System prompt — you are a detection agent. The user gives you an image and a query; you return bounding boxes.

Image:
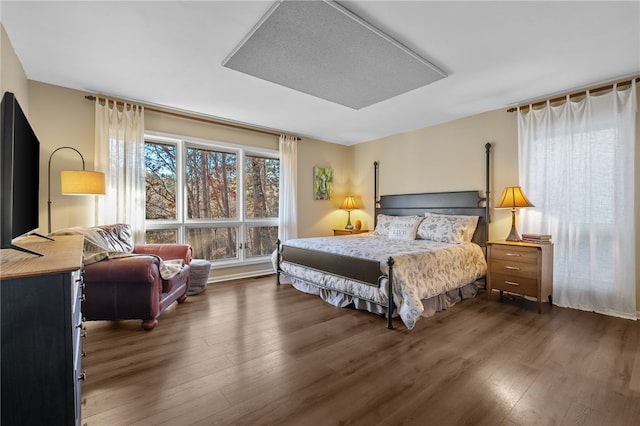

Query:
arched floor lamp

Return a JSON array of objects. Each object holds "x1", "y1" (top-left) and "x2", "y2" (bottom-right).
[{"x1": 48, "y1": 146, "x2": 106, "y2": 233}]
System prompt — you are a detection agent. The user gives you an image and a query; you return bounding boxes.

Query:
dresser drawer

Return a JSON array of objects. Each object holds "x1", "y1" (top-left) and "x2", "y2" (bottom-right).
[
  {"x1": 490, "y1": 244, "x2": 538, "y2": 263},
  {"x1": 490, "y1": 273, "x2": 538, "y2": 297},
  {"x1": 490, "y1": 259, "x2": 537, "y2": 279}
]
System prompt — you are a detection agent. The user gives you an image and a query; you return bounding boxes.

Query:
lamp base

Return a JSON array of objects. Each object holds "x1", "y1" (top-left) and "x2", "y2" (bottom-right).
[
  {"x1": 504, "y1": 209, "x2": 521, "y2": 242},
  {"x1": 345, "y1": 211, "x2": 354, "y2": 230},
  {"x1": 505, "y1": 227, "x2": 521, "y2": 242}
]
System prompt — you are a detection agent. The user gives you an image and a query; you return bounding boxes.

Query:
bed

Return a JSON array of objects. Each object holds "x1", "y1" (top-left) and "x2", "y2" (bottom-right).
[{"x1": 275, "y1": 143, "x2": 492, "y2": 330}]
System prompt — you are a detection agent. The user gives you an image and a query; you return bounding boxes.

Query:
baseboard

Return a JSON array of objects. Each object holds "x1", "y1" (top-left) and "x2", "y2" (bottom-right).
[{"x1": 207, "y1": 268, "x2": 275, "y2": 284}]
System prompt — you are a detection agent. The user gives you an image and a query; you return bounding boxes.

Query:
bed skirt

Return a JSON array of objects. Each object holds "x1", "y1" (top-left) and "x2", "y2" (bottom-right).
[{"x1": 283, "y1": 274, "x2": 479, "y2": 321}]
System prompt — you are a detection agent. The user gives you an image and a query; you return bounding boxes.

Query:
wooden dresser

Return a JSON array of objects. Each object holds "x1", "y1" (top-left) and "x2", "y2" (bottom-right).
[
  {"x1": 1, "y1": 235, "x2": 85, "y2": 426},
  {"x1": 486, "y1": 240, "x2": 554, "y2": 313}
]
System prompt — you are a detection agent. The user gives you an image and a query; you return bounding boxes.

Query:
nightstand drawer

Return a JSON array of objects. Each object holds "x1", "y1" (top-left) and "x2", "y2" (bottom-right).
[
  {"x1": 490, "y1": 244, "x2": 538, "y2": 263},
  {"x1": 490, "y1": 259, "x2": 537, "y2": 279},
  {"x1": 490, "y1": 273, "x2": 538, "y2": 297}
]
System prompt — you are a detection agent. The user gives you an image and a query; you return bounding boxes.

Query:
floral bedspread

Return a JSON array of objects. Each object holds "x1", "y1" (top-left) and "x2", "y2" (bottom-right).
[{"x1": 278, "y1": 234, "x2": 487, "y2": 329}]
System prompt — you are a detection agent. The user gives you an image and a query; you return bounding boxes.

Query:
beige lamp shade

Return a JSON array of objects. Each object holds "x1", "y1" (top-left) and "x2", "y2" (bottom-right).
[
  {"x1": 496, "y1": 186, "x2": 534, "y2": 241},
  {"x1": 496, "y1": 186, "x2": 534, "y2": 209},
  {"x1": 61, "y1": 170, "x2": 106, "y2": 195},
  {"x1": 340, "y1": 195, "x2": 359, "y2": 210}
]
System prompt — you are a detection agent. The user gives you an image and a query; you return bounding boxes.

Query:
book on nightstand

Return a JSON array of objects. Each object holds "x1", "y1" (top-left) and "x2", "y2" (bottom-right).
[{"x1": 521, "y1": 233, "x2": 553, "y2": 244}]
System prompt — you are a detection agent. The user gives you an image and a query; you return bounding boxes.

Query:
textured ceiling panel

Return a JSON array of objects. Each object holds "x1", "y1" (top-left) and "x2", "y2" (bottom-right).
[{"x1": 223, "y1": 0, "x2": 447, "y2": 110}]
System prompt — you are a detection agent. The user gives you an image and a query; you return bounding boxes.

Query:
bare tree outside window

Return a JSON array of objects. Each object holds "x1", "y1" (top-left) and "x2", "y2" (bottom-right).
[
  {"x1": 186, "y1": 147, "x2": 237, "y2": 219},
  {"x1": 188, "y1": 227, "x2": 238, "y2": 260},
  {"x1": 186, "y1": 147, "x2": 238, "y2": 258},
  {"x1": 145, "y1": 142, "x2": 177, "y2": 220},
  {"x1": 245, "y1": 155, "x2": 279, "y2": 257},
  {"x1": 145, "y1": 229, "x2": 178, "y2": 244},
  {"x1": 144, "y1": 138, "x2": 279, "y2": 264}
]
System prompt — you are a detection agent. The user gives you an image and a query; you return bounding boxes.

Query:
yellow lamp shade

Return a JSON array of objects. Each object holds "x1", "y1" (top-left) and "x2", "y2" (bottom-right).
[
  {"x1": 496, "y1": 186, "x2": 534, "y2": 241},
  {"x1": 61, "y1": 170, "x2": 106, "y2": 195},
  {"x1": 340, "y1": 195, "x2": 359, "y2": 210},
  {"x1": 496, "y1": 186, "x2": 534, "y2": 209}
]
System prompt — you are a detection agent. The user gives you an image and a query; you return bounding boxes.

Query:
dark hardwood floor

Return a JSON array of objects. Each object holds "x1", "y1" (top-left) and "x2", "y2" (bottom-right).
[{"x1": 81, "y1": 276, "x2": 640, "y2": 426}]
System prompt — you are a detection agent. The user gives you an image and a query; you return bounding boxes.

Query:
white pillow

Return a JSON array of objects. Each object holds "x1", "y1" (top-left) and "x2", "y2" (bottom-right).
[
  {"x1": 387, "y1": 216, "x2": 422, "y2": 240},
  {"x1": 417, "y1": 212, "x2": 479, "y2": 244},
  {"x1": 373, "y1": 214, "x2": 394, "y2": 236}
]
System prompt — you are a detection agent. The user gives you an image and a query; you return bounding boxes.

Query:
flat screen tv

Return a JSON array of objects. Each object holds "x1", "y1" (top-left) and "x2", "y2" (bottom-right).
[{"x1": 1, "y1": 91, "x2": 48, "y2": 256}]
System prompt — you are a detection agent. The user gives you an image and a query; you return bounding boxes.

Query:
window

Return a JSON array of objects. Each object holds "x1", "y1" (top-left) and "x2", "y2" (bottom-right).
[
  {"x1": 145, "y1": 142, "x2": 177, "y2": 221},
  {"x1": 518, "y1": 83, "x2": 636, "y2": 319},
  {"x1": 144, "y1": 135, "x2": 279, "y2": 266}
]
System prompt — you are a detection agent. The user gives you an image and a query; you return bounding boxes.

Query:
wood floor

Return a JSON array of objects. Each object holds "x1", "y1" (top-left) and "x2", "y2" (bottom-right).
[{"x1": 81, "y1": 276, "x2": 640, "y2": 426}]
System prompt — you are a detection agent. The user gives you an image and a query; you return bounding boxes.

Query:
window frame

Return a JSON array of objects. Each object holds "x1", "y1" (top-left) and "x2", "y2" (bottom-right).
[{"x1": 144, "y1": 131, "x2": 279, "y2": 267}]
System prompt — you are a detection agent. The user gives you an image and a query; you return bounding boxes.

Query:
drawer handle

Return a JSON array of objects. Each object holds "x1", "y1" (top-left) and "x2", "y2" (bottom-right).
[
  {"x1": 504, "y1": 266, "x2": 520, "y2": 270},
  {"x1": 505, "y1": 253, "x2": 521, "y2": 257},
  {"x1": 78, "y1": 371, "x2": 86, "y2": 382},
  {"x1": 504, "y1": 280, "x2": 520, "y2": 286}
]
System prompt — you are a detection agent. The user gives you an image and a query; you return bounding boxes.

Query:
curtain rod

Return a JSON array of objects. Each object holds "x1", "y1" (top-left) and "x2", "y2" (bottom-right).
[
  {"x1": 84, "y1": 95, "x2": 300, "y2": 140},
  {"x1": 507, "y1": 77, "x2": 640, "y2": 112}
]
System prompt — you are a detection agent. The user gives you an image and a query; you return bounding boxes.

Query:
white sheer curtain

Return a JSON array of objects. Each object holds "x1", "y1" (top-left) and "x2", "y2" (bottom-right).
[
  {"x1": 278, "y1": 134, "x2": 298, "y2": 242},
  {"x1": 518, "y1": 81, "x2": 637, "y2": 319},
  {"x1": 94, "y1": 99, "x2": 146, "y2": 242}
]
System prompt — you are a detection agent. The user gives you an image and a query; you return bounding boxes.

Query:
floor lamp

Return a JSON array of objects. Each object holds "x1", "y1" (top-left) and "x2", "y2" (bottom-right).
[{"x1": 48, "y1": 146, "x2": 106, "y2": 233}]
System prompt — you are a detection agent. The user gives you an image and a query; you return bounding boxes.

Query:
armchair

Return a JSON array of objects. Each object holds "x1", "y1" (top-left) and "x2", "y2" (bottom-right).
[{"x1": 81, "y1": 224, "x2": 192, "y2": 330}]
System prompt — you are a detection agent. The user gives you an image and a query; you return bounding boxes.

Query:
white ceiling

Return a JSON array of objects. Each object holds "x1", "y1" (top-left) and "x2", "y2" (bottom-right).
[{"x1": 2, "y1": 1, "x2": 639, "y2": 145}]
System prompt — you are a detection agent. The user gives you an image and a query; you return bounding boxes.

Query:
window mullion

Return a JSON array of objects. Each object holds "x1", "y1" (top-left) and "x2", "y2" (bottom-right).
[
  {"x1": 238, "y1": 150, "x2": 246, "y2": 262},
  {"x1": 177, "y1": 139, "x2": 186, "y2": 244}
]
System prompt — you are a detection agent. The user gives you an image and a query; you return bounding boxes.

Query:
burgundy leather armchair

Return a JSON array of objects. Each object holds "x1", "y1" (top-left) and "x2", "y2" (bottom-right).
[{"x1": 82, "y1": 224, "x2": 192, "y2": 330}]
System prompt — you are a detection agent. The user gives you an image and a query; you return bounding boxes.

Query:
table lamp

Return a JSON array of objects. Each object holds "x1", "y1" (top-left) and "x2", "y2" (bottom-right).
[
  {"x1": 340, "y1": 195, "x2": 359, "y2": 230},
  {"x1": 496, "y1": 186, "x2": 534, "y2": 241}
]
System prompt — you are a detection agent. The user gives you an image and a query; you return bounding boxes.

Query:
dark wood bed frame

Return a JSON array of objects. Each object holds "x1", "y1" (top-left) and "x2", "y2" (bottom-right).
[{"x1": 276, "y1": 143, "x2": 493, "y2": 329}]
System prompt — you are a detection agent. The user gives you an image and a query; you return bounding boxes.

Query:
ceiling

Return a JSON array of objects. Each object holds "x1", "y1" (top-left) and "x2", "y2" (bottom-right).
[{"x1": 2, "y1": 1, "x2": 639, "y2": 146}]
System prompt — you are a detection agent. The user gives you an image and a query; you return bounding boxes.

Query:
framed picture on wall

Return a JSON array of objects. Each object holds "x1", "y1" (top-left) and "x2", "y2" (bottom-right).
[{"x1": 314, "y1": 167, "x2": 333, "y2": 200}]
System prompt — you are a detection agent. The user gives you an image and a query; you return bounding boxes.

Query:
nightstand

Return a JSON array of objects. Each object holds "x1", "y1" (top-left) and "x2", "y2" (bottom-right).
[
  {"x1": 486, "y1": 241, "x2": 554, "y2": 313},
  {"x1": 333, "y1": 229, "x2": 369, "y2": 236}
]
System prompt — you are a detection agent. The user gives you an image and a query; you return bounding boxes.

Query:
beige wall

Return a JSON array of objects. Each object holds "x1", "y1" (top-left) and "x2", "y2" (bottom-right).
[
  {"x1": 145, "y1": 110, "x2": 279, "y2": 151},
  {"x1": 296, "y1": 137, "x2": 353, "y2": 237},
  {"x1": 29, "y1": 81, "x2": 97, "y2": 234},
  {"x1": 352, "y1": 108, "x2": 518, "y2": 238},
  {"x1": 1, "y1": 25, "x2": 29, "y2": 113}
]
